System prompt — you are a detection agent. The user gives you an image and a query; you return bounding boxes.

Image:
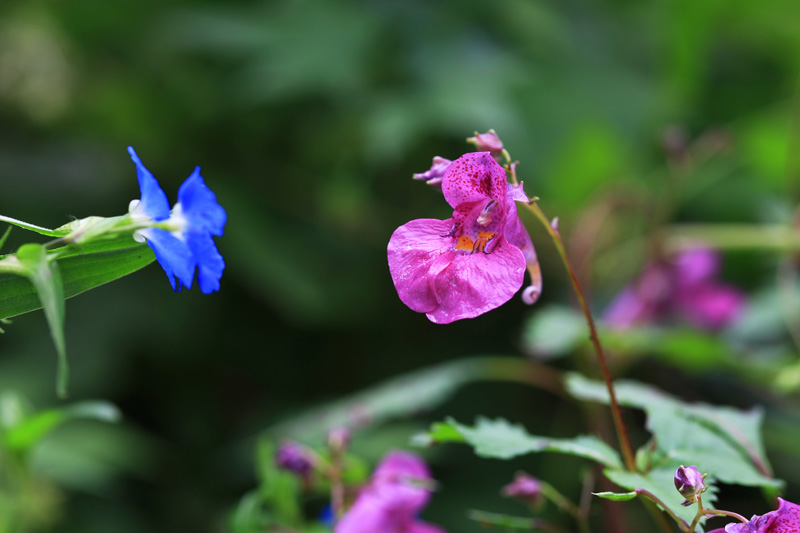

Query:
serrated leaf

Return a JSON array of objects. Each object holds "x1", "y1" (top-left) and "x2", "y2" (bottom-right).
[
  {"x1": 0, "y1": 240, "x2": 154, "y2": 320},
  {"x1": 16, "y1": 244, "x2": 68, "y2": 397},
  {"x1": 3, "y1": 401, "x2": 121, "y2": 453},
  {"x1": 566, "y1": 374, "x2": 782, "y2": 490},
  {"x1": 604, "y1": 464, "x2": 715, "y2": 527},
  {"x1": 593, "y1": 491, "x2": 638, "y2": 501},
  {"x1": 438, "y1": 417, "x2": 622, "y2": 468}
]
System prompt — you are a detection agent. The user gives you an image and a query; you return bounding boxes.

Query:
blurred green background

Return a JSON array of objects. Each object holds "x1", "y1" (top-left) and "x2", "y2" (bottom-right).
[{"x1": 1, "y1": 0, "x2": 799, "y2": 531}]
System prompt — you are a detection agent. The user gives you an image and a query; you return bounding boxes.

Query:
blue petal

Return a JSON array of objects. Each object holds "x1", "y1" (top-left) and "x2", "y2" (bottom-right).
[
  {"x1": 186, "y1": 230, "x2": 224, "y2": 294},
  {"x1": 178, "y1": 168, "x2": 227, "y2": 236},
  {"x1": 142, "y1": 228, "x2": 196, "y2": 291},
  {"x1": 128, "y1": 147, "x2": 170, "y2": 221}
]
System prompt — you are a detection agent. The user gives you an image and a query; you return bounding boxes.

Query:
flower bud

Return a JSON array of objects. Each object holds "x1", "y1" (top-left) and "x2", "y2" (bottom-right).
[
  {"x1": 412, "y1": 156, "x2": 452, "y2": 189},
  {"x1": 467, "y1": 129, "x2": 504, "y2": 159},
  {"x1": 275, "y1": 441, "x2": 315, "y2": 477},
  {"x1": 327, "y1": 427, "x2": 350, "y2": 453},
  {"x1": 674, "y1": 465, "x2": 706, "y2": 506},
  {"x1": 502, "y1": 472, "x2": 543, "y2": 506}
]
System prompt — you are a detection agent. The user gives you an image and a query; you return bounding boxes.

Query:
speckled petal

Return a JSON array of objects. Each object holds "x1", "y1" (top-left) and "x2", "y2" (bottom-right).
[
  {"x1": 387, "y1": 218, "x2": 453, "y2": 314},
  {"x1": 428, "y1": 238, "x2": 526, "y2": 324},
  {"x1": 442, "y1": 152, "x2": 507, "y2": 209}
]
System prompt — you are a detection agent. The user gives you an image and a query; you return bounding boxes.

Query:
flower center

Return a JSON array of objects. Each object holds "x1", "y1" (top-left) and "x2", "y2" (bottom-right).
[{"x1": 454, "y1": 231, "x2": 498, "y2": 253}]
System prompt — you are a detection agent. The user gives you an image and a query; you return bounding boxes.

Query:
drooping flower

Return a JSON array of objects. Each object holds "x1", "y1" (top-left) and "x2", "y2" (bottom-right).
[
  {"x1": 501, "y1": 472, "x2": 544, "y2": 506},
  {"x1": 335, "y1": 451, "x2": 444, "y2": 533},
  {"x1": 706, "y1": 499, "x2": 800, "y2": 533},
  {"x1": 603, "y1": 247, "x2": 744, "y2": 330},
  {"x1": 674, "y1": 465, "x2": 706, "y2": 506},
  {"x1": 388, "y1": 152, "x2": 540, "y2": 323},
  {"x1": 127, "y1": 147, "x2": 226, "y2": 294},
  {"x1": 275, "y1": 441, "x2": 316, "y2": 478},
  {"x1": 413, "y1": 156, "x2": 452, "y2": 189}
]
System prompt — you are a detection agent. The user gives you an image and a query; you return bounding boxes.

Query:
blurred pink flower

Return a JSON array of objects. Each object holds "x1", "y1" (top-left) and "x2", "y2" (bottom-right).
[
  {"x1": 707, "y1": 498, "x2": 800, "y2": 533},
  {"x1": 501, "y1": 472, "x2": 543, "y2": 506},
  {"x1": 335, "y1": 451, "x2": 444, "y2": 533},
  {"x1": 388, "y1": 152, "x2": 540, "y2": 323},
  {"x1": 603, "y1": 247, "x2": 744, "y2": 330}
]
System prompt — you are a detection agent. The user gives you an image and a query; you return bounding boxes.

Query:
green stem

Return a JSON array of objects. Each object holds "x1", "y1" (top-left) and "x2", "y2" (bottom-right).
[
  {"x1": 0, "y1": 215, "x2": 62, "y2": 238},
  {"x1": 541, "y1": 482, "x2": 590, "y2": 533},
  {"x1": 634, "y1": 489, "x2": 690, "y2": 532},
  {"x1": 703, "y1": 508, "x2": 749, "y2": 523},
  {"x1": 522, "y1": 200, "x2": 636, "y2": 472},
  {"x1": 688, "y1": 495, "x2": 704, "y2": 533}
]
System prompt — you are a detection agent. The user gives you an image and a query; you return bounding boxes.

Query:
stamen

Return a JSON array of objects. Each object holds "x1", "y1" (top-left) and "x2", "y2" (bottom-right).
[
  {"x1": 477, "y1": 200, "x2": 497, "y2": 226},
  {"x1": 440, "y1": 223, "x2": 459, "y2": 238}
]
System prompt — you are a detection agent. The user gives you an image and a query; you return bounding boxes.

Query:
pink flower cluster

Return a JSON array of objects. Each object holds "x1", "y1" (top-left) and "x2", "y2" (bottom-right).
[
  {"x1": 388, "y1": 152, "x2": 540, "y2": 323},
  {"x1": 604, "y1": 247, "x2": 744, "y2": 330},
  {"x1": 335, "y1": 451, "x2": 444, "y2": 533}
]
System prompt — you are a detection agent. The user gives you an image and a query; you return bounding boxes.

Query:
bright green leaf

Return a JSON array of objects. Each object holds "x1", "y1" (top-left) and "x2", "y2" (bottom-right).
[
  {"x1": 0, "y1": 240, "x2": 154, "y2": 320},
  {"x1": 3, "y1": 401, "x2": 120, "y2": 453}
]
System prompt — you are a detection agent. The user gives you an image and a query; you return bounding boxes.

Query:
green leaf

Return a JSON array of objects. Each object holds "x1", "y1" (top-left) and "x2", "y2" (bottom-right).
[
  {"x1": 566, "y1": 374, "x2": 782, "y2": 490},
  {"x1": 0, "y1": 240, "x2": 154, "y2": 320},
  {"x1": 16, "y1": 244, "x2": 68, "y2": 397},
  {"x1": 593, "y1": 491, "x2": 638, "y2": 501},
  {"x1": 3, "y1": 401, "x2": 121, "y2": 453},
  {"x1": 0, "y1": 215, "x2": 64, "y2": 238},
  {"x1": 265, "y1": 357, "x2": 513, "y2": 443},
  {"x1": 433, "y1": 417, "x2": 622, "y2": 468},
  {"x1": 604, "y1": 465, "x2": 713, "y2": 527},
  {"x1": 521, "y1": 305, "x2": 587, "y2": 359}
]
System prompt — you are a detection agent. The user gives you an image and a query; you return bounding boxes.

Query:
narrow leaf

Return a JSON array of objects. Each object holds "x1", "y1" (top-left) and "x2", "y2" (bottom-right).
[
  {"x1": 0, "y1": 226, "x2": 10, "y2": 252},
  {"x1": 0, "y1": 215, "x2": 64, "y2": 237},
  {"x1": 16, "y1": 244, "x2": 68, "y2": 397},
  {"x1": 593, "y1": 491, "x2": 638, "y2": 501}
]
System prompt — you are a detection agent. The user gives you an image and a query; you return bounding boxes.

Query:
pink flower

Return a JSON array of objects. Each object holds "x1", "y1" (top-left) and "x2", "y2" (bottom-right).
[
  {"x1": 335, "y1": 451, "x2": 444, "y2": 533},
  {"x1": 467, "y1": 129, "x2": 504, "y2": 159},
  {"x1": 603, "y1": 247, "x2": 744, "y2": 330},
  {"x1": 501, "y1": 472, "x2": 544, "y2": 506},
  {"x1": 413, "y1": 156, "x2": 452, "y2": 189},
  {"x1": 388, "y1": 152, "x2": 540, "y2": 324},
  {"x1": 707, "y1": 499, "x2": 800, "y2": 533}
]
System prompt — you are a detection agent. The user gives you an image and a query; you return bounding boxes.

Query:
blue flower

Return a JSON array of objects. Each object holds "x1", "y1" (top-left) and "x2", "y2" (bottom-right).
[{"x1": 127, "y1": 147, "x2": 227, "y2": 294}]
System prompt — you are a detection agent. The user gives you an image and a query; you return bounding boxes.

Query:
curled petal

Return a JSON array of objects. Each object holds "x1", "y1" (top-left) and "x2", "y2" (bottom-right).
[
  {"x1": 429, "y1": 239, "x2": 526, "y2": 324},
  {"x1": 128, "y1": 147, "x2": 170, "y2": 220},
  {"x1": 140, "y1": 228, "x2": 195, "y2": 291}
]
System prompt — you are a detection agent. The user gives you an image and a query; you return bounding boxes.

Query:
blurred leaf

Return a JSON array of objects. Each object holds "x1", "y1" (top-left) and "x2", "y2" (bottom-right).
[
  {"x1": 3, "y1": 401, "x2": 120, "y2": 453},
  {"x1": 266, "y1": 358, "x2": 514, "y2": 443},
  {"x1": 521, "y1": 305, "x2": 587, "y2": 359},
  {"x1": 566, "y1": 374, "x2": 782, "y2": 489},
  {"x1": 16, "y1": 243, "x2": 68, "y2": 396},
  {"x1": 0, "y1": 240, "x2": 154, "y2": 320},
  {"x1": 430, "y1": 417, "x2": 622, "y2": 468}
]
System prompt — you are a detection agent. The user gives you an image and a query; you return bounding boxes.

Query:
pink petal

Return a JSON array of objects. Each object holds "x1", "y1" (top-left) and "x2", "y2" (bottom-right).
[
  {"x1": 388, "y1": 219, "x2": 454, "y2": 314},
  {"x1": 770, "y1": 498, "x2": 800, "y2": 533},
  {"x1": 677, "y1": 283, "x2": 744, "y2": 329},
  {"x1": 442, "y1": 152, "x2": 507, "y2": 210},
  {"x1": 428, "y1": 239, "x2": 526, "y2": 324},
  {"x1": 674, "y1": 247, "x2": 720, "y2": 287}
]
